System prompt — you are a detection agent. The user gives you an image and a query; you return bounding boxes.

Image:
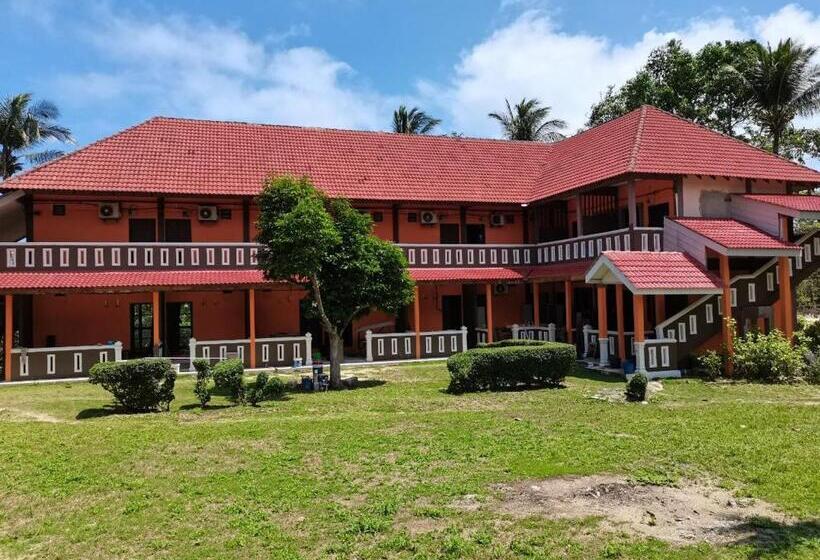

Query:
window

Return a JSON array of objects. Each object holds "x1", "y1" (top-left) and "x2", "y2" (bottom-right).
[
  {"x1": 129, "y1": 303, "x2": 154, "y2": 357},
  {"x1": 52, "y1": 204, "x2": 66, "y2": 216},
  {"x1": 767, "y1": 272, "x2": 774, "y2": 291},
  {"x1": 705, "y1": 304, "x2": 714, "y2": 324},
  {"x1": 129, "y1": 219, "x2": 156, "y2": 242},
  {"x1": 217, "y1": 208, "x2": 232, "y2": 220},
  {"x1": 648, "y1": 346, "x2": 657, "y2": 368},
  {"x1": 678, "y1": 323, "x2": 687, "y2": 343},
  {"x1": 730, "y1": 288, "x2": 737, "y2": 307},
  {"x1": 165, "y1": 219, "x2": 192, "y2": 242},
  {"x1": 371, "y1": 211, "x2": 384, "y2": 222},
  {"x1": 748, "y1": 283, "x2": 756, "y2": 303},
  {"x1": 689, "y1": 315, "x2": 697, "y2": 335},
  {"x1": 407, "y1": 212, "x2": 418, "y2": 223}
]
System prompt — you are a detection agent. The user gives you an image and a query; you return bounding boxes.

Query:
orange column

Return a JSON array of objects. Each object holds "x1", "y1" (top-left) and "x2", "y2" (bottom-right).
[
  {"x1": 4, "y1": 294, "x2": 12, "y2": 382},
  {"x1": 413, "y1": 285, "x2": 421, "y2": 358},
  {"x1": 633, "y1": 294, "x2": 645, "y2": 342},
  {"x1": 564, "y1": 279, "x2": 573, "y2": 343},
  {"x1": 152, "y1": 291, "x2": 161, "y2": 356},
  {"x1": 778, "y1": 256, "x2": 794, "y2": 341},
  {"x1": 485, "y1": 283, "x2": 494, "y2": 344},
  {"x1": 596, "y1": 285, "x2": 608, "y2": 339},
  {"x1": 248, "y1": 288, "x2": 256, "y2": 369},
  {"x1": 719, "y1": 254, "x2": 734, "y2": 373},
  {"x1": 654, "y1": 294, "x2": 666, "y2": 324},
  {"x1": 616, "y1": 284, "x2": 626, "y2": 359},
  {"x1": 532, "y1": 281, "x2": 541, "y2": 326}
]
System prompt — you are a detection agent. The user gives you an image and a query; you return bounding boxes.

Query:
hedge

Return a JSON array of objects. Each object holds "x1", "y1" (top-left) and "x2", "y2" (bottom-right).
[
  {"x1": 88, "y1": 358, "x2": 176, "y2": 412},
  {"x1": 447, "y1": 341, "x2": 576, "y2": 393}
]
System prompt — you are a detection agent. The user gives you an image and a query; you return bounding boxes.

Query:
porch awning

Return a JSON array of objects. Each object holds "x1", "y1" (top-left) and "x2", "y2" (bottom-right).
[
  {"x1": 585, "y1": 251, "x2": 723, "y2": 295},
  {"x1": 0, "y1": 269, "x2": 278, "y2": 293},
  {"x1": 410, "y1": 267, "x2": 527, "y2": 283},
  {"x1": 736, "y1": 194, "x2": 820, "y2": 220},
  {"x1": 666, "y1": 217, "x2": 801, "y2": 257}
]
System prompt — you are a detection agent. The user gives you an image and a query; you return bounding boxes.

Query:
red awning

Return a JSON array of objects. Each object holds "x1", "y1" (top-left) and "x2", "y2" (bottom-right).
[{"x1": 586, "y1": 251, "x2": 723, "y2": 295}]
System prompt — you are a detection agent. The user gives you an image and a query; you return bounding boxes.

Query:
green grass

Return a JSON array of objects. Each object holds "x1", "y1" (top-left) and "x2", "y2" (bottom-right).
[{"x1": 0, "y1": 363, "x2": 818, "y2": 559}]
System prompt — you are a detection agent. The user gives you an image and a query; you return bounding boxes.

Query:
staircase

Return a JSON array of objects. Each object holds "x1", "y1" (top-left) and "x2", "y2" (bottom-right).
[{"x1": 655, "y1": 229, "x2": 820, "y2": 370}]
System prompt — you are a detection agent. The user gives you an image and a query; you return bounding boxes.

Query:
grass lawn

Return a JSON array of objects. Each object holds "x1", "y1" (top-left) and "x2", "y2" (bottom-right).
[{"x1": 0, "y1": 363, "x2": 818, "y2": 559}]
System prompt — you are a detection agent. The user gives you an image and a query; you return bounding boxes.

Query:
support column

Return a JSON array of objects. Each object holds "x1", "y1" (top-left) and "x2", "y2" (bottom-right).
[
  {"x1": 4, "y1": 294, "x2": 12, "y2": 382},
  {"x1": 673, "y1": 176, "x2": 683, "y2": 217},
  {"x1": 719, "y1": 254, "x2": 734, "y2": 373},
  {"x1": 532, "y1": 281, "x2": 541, "y2": 326},
  {"x1": 485, "y1": 283, "x2": 494, "y2": 344},
  {"x1": 779, "y1": 256, "x2": 794, "y2": 341},
  {"x1": 616, "y1": 284, "x2": 626, "y2": 360},
  {"x1": 248, "y1": 288, "x2": 256, "y2": 369},
  {"x1": 654, "y1": 294, "x2": 666, "y2": 324},
  {"x1": 627, "y1": 180, "x2": 637, "y2": 227},
  {"x1": 152, "y1": 291, "x2": 161, "y2": 356},
  {"x1": 633, "y1": 294, "x2": 646, "y2": 373},
  {"x1": 413, "y1": 285, "x2": 421, "y2": 358},
  {"x1": 596, "y1": 285, "x2": 609, "y2": 366},
  {"x1": 564, "y1": 279, "x2": 573, "y2": 343},
  {"x1": 575, "y1": 193, "x2": 584, "y2": 236}
]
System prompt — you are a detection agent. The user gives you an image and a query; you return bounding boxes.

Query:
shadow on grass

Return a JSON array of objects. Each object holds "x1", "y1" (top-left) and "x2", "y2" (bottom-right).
[
  {"x1": 177, "y1": 403, "x2": 235, "y2": 411},
  {"x1": 75, "y1": 405, "x2": 122, "y2": 420},
  {"x1": 725, "y1": 518, "x2": 820, "y2": 557},
  {"x1": 440, "y1": 382, "x2": 568, "y2": 395}
]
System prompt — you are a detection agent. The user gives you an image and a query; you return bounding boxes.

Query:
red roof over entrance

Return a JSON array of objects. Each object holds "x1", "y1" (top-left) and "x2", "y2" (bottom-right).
[
  {"x1": 738, "y1": 194, "x2": 820, "y2": 213},
  {"x1": 586, "y1": 251, "x2": 722, "y2": 294},
  {"x1": 670, "y1": 218, "x2": 798, "y2": 251}
]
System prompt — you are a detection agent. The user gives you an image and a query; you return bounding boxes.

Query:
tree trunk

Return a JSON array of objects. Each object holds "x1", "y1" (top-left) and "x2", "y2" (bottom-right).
[
  {"x1": 328, "y1": 330, "x2": 344, "y2": 389},
  {"x1": 772, "y1": 131, "x2": 781, "y2": 155}
]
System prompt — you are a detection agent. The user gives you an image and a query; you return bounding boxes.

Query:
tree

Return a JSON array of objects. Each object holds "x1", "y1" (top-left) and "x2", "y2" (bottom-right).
[
  {"x1": 735, "y1": 39, "x2": 820, "y2": 155},
  {"x1": 488, "y1": 98, "x2": 567, "y2": 141},
  {"x1": 0, "y1": 93, "x2": 73, "y2": 179},
  {"x1": 392, "y1": 105, "x2": 441, "y2": 134},
  {"x1": 255, "y1": 175, "x2": 415, "y2": 388}
]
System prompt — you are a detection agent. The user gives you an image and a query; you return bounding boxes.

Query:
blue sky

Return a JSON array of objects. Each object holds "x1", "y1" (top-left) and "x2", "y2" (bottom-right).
[{"x1": 2, "y1": 0, "x2": 820, "y2": 152}]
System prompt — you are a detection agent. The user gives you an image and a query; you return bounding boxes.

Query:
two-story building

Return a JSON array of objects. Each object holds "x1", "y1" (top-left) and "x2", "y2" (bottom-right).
[{"x1": 1, "y1": 105, "x2": 819, "y2": 381}]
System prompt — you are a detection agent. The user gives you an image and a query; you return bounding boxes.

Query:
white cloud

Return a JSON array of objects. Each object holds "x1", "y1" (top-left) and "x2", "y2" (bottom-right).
[{"x1": 754, "y1": 3, "x2": 820, "y2": 48}]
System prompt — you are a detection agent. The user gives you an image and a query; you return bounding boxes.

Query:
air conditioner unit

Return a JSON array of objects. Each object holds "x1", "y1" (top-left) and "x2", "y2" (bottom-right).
[
  {"x1": 490, "y1": 213, "x2": 506, "y2": 227},
  {"x1": 198, "y1": 205, "x2": 218, "y2": 221},
  {"x1": 493, "y1": 283, "x2": 510, "y2": 295},
  {"x1": 419, "y1": 211, "x2": 438, "y2": 225},
  {"x1": 98, "y1": 202, "x2": 121, "y2": 219}
]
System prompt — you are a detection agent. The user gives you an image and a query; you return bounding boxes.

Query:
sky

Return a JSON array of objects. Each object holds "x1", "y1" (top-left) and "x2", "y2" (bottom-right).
[{"x1": 2, "y1": 0, "x2": 820, "y2": 155}]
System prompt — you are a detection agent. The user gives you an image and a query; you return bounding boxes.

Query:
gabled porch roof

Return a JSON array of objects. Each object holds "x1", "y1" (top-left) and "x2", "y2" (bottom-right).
[
  {"x1": 736, "y1": 194, "x2": 820, "y2": 220},
  {"x1": 585, "y1": 251, "x2": 722, "y2": 295},
  {"x1": 666, "y1": 217, "x2": 801, "y2": 257}
]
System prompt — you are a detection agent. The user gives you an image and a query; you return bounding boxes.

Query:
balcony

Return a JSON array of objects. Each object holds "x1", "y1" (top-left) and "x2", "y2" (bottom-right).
[{"x1": 0, "y1": 227, "x2": 664, "y2": 274}]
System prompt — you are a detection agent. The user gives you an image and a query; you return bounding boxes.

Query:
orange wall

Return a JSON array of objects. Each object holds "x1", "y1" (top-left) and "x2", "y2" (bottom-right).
[{"x1": 255, "y1": 289, "x2": 303, "y2": 336}]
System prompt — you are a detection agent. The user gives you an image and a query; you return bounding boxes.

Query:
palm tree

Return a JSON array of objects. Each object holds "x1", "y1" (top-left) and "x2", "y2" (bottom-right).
[
  {"x1": 737, "y1": 39, "x2": 820, "y2": 155},
  {"x1": 391, "y1": 105, "x2": 441, "y2": 134},
  {"x1": 0, "y1": 93, "x2": 73, "y2": 178},
  {"x1": 488, "y1": 98, "x2": 567, "y2": 141}
]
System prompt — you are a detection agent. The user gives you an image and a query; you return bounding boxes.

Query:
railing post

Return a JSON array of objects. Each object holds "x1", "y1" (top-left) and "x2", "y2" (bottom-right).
[
  {"x1": 582, "y1": 324, "x2": 591, "y2": 356},
  {"x1": 598, "y1": 337, "x2": 609, "y2": 367},
  {"x1": 461, "y1": 326, "x2": 468, "y2": 351},
  {"x1": 547, "y1": 323, "x2": 556, "y2": 342},
  {"x1": 511, "y1": 324, "x2": 520, "y2": 339},
  {"x1": 188, "y1": 338, "x2": 197, "y2": 370},
  {"x1": 305, "y1": 333, "x2": 313, "y2": 366},
  {"x1": 365, "y1": 330, "x2": 373, "y2": 362},
  {"x1": 634, "y1": 341, "x2": 646, "y2": 373},
  {"x1": 114, "y1": 341, "x2": 123, "y2": 362}
]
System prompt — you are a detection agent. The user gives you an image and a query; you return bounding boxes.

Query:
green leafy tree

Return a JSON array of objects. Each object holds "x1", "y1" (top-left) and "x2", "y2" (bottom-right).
[
  {"x1": 735, "y1": 39, "x2": 820, "y2": 155},
  {"x1": 255, "y1": 175, "x2": 415, "y2": 388},
  {"x1": 488, "y1": 97, "x2": 567, "y2": 141},
  {"x1": 392, "y1": 105, "x2": 441, "y2": 134},
  {"x1": 0, "y1": 93, "x2": 73, "y2": 178}
]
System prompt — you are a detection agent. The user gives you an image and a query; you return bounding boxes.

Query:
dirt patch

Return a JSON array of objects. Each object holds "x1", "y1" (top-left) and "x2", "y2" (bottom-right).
[
  {"x1": 489, "y1": 475, "x2": 793, "y2": 546},
  {"x1": 591, "y1": 380, "x2": 664, "y2": 403},
  {"x1": 0, "y1": 407, "x2": 64, "y2": 423}
]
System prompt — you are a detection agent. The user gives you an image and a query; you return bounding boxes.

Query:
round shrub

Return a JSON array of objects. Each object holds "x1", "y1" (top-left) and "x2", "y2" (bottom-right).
[
  {"x1": 246, "y1": 371, "x2": 287, "y2": 406},
  {"x1": 733, "y1": 330, "x2": 804, "y2": 383},
  {"x1": 696, "y1": 350, "x2": 723, "y2": 381},
  {"x1": 446, "y1": 341, "x2": 575, "y2": 394},
  {"x1": 192, "y1": 359, "x2": 212, "y2": 408},
  {"x1": 88, "y1": 358, "x2": 176, "y2": 412},
  {"x1": 212, "y1": 358, "x2": 245, "y2": 402},
  {"x1": 625, "y1": 372, "x2": 648, "y2": 402}
]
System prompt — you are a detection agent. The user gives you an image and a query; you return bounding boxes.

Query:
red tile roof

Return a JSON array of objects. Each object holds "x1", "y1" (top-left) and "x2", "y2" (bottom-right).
[
  {"x1": 0, "y1": 270, "x2": 273, "y2": 292},
  {"x1": 527, "y1": 261, "x2": 591, "y2": 281},
  {"x1": 739, "y1": 194, "x2": 820, "y2": 213},
  {"x1": 410, "y1": 267, "x2": 527, "y2": 282},
  {"x1": 591, "y1": 251, "x2": 722, "y2": 292},
  {"x1": 4, "y1": 106, "x2": 818, "y2": 203},
  {"x1": 670, "y1": 217, "x2": 798, "y2": 251}
]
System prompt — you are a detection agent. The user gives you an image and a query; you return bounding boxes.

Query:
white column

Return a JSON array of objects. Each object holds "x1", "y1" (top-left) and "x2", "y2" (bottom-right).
[
  {"x1": 598, "y1": 337, "x2": 609, "y2": 367},
  {"x1": 634, "y1": 341, "x2": 646, "y2": 373},
  {"x1": 461, "y1": 326, "x2": 468, "y2": 351},
  {"x1": 365, "y1": 330, "x2": 373, "y2": 362},
  {"x1": 547, "y1": 323, "x2": 556, "y2": 342},
  {"x1": 305, "y1": 332, "x2": 313, "y2": 366},
  {"x1": 511, "y1": 324, "x2": 520, "y2": 339},
  {"x1": 582, "y1": 324, "x2": 591, "y2": 356},
  {"x1": 114, "y1": 341, "x2": 123, "y2": 362},
  {"x1": 188, "y1": 338, "x2": 197, "y2": 370}
]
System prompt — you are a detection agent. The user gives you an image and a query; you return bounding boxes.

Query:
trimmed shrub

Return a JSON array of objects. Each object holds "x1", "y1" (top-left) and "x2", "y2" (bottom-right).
[
  {"x1": 625, "y1": 372, "x2": 648, "y2": 402},
  {"x1": 212, "y1": 358, "x2": 245, "y2": 402},
  {"x1": 88, "y1": 358, "x2": 176, "y2": 412},
  {"x1": 192, "y1": 359, "x2": 212, "y2": 408},
  {"x1": 246, "y1": 371, "x2": 287, "y2": 406},
  {"x1": 696, "y1": 350, "x2": 723, "y2": 381},
  {"x1": 733, "y1": 330, "x2": 804, "y2": 383},
  {"x1": 446, "y1": 342, "x2": 575, "y2": 393}
]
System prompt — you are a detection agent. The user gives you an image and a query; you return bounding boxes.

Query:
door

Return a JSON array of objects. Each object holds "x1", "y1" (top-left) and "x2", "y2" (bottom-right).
[
  {"x1": 441, "y1": 295, "x2": 463, "y2": 330},
  {"x1": 165, "y1": 219, "x2": 192, "y2": 242},
  {"x1": 129, "y1": 219, "x2": 156, "y2": 242},
  {"x1": 165, "y1": 302, "x2": 193, "y2": 356},
  {"x1": 648, "y1": 203, "x2": 670, "y2": 228},
  {"x1": 439, "y1": 223, "x2": 460, "y2": 244},
  {"x1": 130, "y1": 303, "x2": 154, "y2": 357},
  {"x1": 465, "y1": 224, "x2": 485, "y2": 244}
]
